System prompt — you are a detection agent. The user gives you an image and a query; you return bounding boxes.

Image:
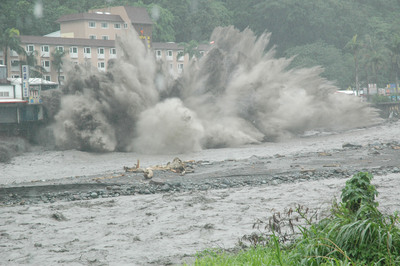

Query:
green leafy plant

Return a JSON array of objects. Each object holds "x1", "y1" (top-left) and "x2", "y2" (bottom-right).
[
  {"x1": 194, "y1": 172, "x2": 400, "y2": 265},
  {"x1": 341, "y1": 171, "x2": 378, "y2": 213}
]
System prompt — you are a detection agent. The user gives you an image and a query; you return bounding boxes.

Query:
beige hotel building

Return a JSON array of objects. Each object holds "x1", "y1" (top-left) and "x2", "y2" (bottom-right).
[{"x1": 1, "y1": 6, "x2": 206, "y2": 83}]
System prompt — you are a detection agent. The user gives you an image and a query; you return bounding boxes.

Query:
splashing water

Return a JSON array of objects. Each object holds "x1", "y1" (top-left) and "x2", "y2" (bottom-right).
[{"x1": 49, "y1": 26, "x2": 379, "y2": 154}]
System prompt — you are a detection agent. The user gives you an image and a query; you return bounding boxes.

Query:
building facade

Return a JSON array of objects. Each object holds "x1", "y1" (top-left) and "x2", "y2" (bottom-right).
[{"x1": 0, "y1": 6, "x2": 206, "y2": 83}]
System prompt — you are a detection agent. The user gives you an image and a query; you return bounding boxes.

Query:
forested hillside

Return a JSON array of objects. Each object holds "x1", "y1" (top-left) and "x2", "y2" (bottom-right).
[{"x1": 1, "y1": 0, "x2": 400, "y2": 89}]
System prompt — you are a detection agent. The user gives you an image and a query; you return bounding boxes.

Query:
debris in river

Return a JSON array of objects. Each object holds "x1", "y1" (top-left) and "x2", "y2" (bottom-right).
[{"x1": 123, "y1": 157, "x2": 195, "y2": 178}]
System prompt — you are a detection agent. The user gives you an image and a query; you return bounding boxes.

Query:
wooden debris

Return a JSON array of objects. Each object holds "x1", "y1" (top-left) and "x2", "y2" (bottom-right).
[
  {"x1": 123, "y1": 157, "x2": 195, "y2": 179},
  {"x1": 143, "y1": 168, "x2": 153, "y2": 179}
]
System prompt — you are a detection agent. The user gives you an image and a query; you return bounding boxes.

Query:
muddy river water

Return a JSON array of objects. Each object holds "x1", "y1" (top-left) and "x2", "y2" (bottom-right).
[{"x1": 1, "y1": 121, "x2": 400, "y2": 265}]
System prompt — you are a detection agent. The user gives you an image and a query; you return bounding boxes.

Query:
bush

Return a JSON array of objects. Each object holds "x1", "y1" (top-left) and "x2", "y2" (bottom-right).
[
  {"x1": 297, "y1": 172, "x2": 400, "y2": 265},
  {"x1": 194, "y1": 172, "x2": 400, "y2": 265}
]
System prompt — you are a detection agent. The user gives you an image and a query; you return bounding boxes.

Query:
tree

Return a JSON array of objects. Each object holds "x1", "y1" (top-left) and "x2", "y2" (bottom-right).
[
  {"x1": 19, "y1": 50, "x2": 45, "y2": 78},
  {"x1": 387, "y1": 34, "x2": 400, "y2": 97},
  {"x1": 146, "y1": 4, "x2": 175, "y2": 42},
  {"x1": 285, "y1": 41, "x2": 353, "y2": 89},
  {"x1": 52, "y1": 48, "x2": 66, "y2": 85},
  {"x1": 178, "y1": 40, "x2": 202, "y2": 60},
  {"x1": 345, "y1": 35, "x2": 362, "y2": 96},
  {"x1": 0, "y1": 28, "x2": 24, "y2": 77},
  {"x1": 361, "y1": 35, "x2": 388, "y2": 99},
  {"x1": 186, "y1": 0, "x2": 232, "y2": 41}
]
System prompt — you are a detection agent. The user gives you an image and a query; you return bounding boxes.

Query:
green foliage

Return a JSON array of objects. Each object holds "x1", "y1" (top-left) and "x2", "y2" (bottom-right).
[
  {"x1": 146, "y1": 4, "x2": 175, "y2": 42},
  {"x1": 195, "y1": 172, "x2": 400, "y2": 265},
  {"x1": 192, "y1": 245, "x2": 294, "y2": 266},
  {"x1": 371, "y1": 95, "x2": 391, "y2": 103},
  {"x1": 51, "y1": 48, "x2": 66, "y2": 84},
  {"x1": 285, "y1": 41, "x2": 353, "y2": 89},
  {"x1": 341, "y1": 171, "x2": 378, "y2": 213},
  {"x1": 299, "y1": 172, "x2": 400, "y2": 264}
]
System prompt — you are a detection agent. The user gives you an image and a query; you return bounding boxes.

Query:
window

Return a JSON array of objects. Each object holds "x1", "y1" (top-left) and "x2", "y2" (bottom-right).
[
  {"x1": 26, "y1": 45, "x2": 35, "y2": 52},
  {"x1": 42, "y1": 60, "x2": 50, "y2": 67},
  {"x1": 155, "y1": 50, "x2": 162, "y2": 60},
  {"x1": 69, "y1": 47, "x2": 78, "y2": 58},
  {"x1": 42, "y1": 60, "x2": 50, "y2": 72},
  {"x1": 101, "y1": 22, "x2": 108, "y2": 28},
  {"x1": 56, "y1": 46, "x2": 64, "y2": 52},
  {"x1": 69, "y1": 47, "x2": 78, "y2": 53},
  {"x1": 123, "y1": 23, "x2": 128, "y2": 29},
  {"x1": 97, "y1": 48, "x2": 105, "y2": 59},
  {"x1": 0, "y1": 91, "x2": 10, "y2": 97},
  {"x1": 41, "y1": 45, "x2": 50, "y2": 57},
  {"x1": 166, "y1": 50, "x2": 173, "y2": 61},
  {"x1": 84, "y1": 47, "x2": 91, "y2": 58},
  {"x1": 102, "y1": 35, "x2": 109, "y2": 40},
  {"x1": 89, "y1": 21, "x2": 96, "y2": 28},
  {"x1": 97, "y1": 62, "x2": 105, "y2": 71},
  {"x1": 89, "y1": 35, "x2": 96, "y2": 40},
  {"x1": 178, "y1": 63, "x2": 184, "y2": 73},
  {"x1": 44, "y1": 75, "x2": 51, "y2": 81},
  {"x1": 0, "y1": 59, "x2": 4, "y2": 65},
  {"x1": 114, "y1": 23, "x2": 121, "y2": 29},
  {"x1": 178, "y1": 50, "x2": 184, "y2": 62},
  {"x1": 109, "y1": 48, "x2": 116, "y2": 58},
  {"x1": 11, "y1": 60, "x2": 19, "y2": 71}
]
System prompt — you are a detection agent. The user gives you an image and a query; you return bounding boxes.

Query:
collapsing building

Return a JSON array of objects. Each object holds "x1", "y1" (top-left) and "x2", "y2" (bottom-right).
[{"x1": 0, "y1": 65, "x2": 57, "y2": 136}]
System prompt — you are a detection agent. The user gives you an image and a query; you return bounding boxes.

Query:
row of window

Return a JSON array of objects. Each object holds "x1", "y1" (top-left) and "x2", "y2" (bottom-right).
[
  {"x1": 69, "y1": 47, "x2": 116, "y2": 59},
  {"x1": 89, "y1": 35, "x2": 110, "y2": 40},
  {"x1": 26, "y1": 44, "x2": 64, "y2": 56},
  {"x1": 24, "y1": 45, "x2": 116, "y2": 59},
  {"x1": 155, "y1": 50, "x2": 185, "y2": 62},
  {"x1": 88, "y1": 21, "x2": 128, "y2": 29}
]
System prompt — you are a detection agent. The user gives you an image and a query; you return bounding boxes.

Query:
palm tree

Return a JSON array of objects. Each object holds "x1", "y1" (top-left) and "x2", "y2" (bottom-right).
[
  {"x1": 345, "y1": 35, "x2": 362, "y2": 96},
  {"x1": 19, "y1": 50, "x2": 45, "y2": 78},
  {"x1": 51, "y1": 48, "x2": 66, "y2": 85},
  {"x1": 0, "y1": 28, "x2": 24, "y2": 77},
  {"x1": 387, "y1": 34, "x2": 400, "y2": 98},
  {"x1": 362, "y1": 35, "x2": 388, "y2": 100}
]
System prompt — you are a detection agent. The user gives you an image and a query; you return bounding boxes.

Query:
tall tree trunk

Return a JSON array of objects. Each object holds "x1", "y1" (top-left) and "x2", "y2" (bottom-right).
[
  {"x1": 4, "y1": 47, "x2": 9, "y2": 78},
  {"x1": 355, "y1": 56, "x2": 359, "y2": 97}
]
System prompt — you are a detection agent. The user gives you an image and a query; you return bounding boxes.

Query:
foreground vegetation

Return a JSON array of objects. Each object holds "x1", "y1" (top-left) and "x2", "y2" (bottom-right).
[{"x1": 193, "y1": 172, "x2": 400, "y2": 265}]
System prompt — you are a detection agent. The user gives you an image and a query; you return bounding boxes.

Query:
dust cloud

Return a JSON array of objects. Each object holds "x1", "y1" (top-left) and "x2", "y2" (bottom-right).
[{"x1": 48, "y1": 26, "x2": 380, "y2": 154}]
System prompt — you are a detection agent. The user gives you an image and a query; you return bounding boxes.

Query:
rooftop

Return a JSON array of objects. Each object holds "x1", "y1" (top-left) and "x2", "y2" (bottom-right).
[
  {"x1": 57, "y1": 13, "x2": 124, "y2": 23},
  {"x1": 124, "y1": 6, "x2": 153, "y2": 25}
]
